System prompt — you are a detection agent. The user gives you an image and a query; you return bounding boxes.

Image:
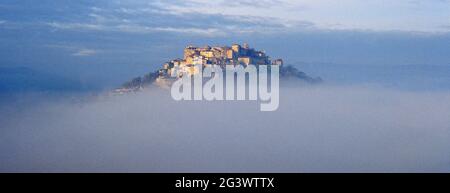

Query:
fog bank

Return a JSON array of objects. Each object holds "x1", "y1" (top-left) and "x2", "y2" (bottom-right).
[{"x1": 1, "y1": 85, "x2": 450, "y2": 172}]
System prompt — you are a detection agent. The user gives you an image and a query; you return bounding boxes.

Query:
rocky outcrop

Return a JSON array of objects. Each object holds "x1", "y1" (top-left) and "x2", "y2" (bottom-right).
[
  {"x1": 116, "y1": 65, "x2": 322, "y2": 93},
  {"x1": 280, "y1": 65, "x2": 322, "y2": 84},
  {"x1": 115, "y1": 44, "x2": 322, "y2": 93}
]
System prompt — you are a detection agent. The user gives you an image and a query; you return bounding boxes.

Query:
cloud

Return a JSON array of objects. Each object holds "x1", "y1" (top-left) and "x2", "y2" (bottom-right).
[
  {"x1": 47, "y1": 21, "x2": 228, "y2": 37},
  {"x1": 72, "y1": 49, "x2": 98, "y2": 57},
  {"x1": 0, "y1": 20, "x2": 5, "y2": 25},
  {"x1": 114, "y1": 25, "x2": 228, "y2": 36},
  {"x1": 40, "y1": 0, "x2": 450, "y2": 36},
  {"x1": 223, "y1": 0, "x2": 285, "y2": 8},
  {"x1": 47, "y1": 22, "x2": 105, "y2": 31},
  {"x1": 153, "y1": 27, "x2": 227, "y2": 37},
  {"x1": 41, "y1": 0, "x2": 314, "y2": 36},
  {"x1": 1, "y1": 85, "x2": 450, "y2": 172},
  {"x1": 4, "y1": 0, "x2": 450, "y2": 35},
  {"x1": 44, "y1": 44, "x2": 100, "y2": 57},
  {"x1": 147, "y1": 0, "x2": 450, "y2": 33},
  {"x1": 440, "y1": 24, "x2": 450, "y2": 29}
]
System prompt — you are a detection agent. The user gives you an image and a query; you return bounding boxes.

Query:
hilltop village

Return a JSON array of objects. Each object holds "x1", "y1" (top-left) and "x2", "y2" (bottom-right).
[
  {"x1": 159, "y1": 43, "x2": 284, "y2": 77},
  {"x1": 116, "y1": 44, "x2": 321, "y2": 93}
]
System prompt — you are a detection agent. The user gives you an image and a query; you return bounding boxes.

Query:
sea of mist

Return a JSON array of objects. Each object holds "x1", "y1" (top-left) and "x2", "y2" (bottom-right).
[{"x1": 0, "y1": 84, "x2": 450, "y2": 172}]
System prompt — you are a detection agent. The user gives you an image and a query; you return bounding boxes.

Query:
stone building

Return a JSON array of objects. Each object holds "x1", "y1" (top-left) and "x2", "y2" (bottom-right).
[{"x1": 165, "y1": 43, "x2": 281, "y2": 76}]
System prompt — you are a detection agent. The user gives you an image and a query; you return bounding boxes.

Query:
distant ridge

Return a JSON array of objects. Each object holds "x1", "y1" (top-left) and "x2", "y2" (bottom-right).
[{"x1": 0, "y1": 67, "x2": 86, "y2": 93}]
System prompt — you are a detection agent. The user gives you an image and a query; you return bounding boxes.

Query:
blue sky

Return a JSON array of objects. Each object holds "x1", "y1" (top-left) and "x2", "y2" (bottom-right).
[{"x1": 1, "y1": 0, "x2": 450, "y2": 89}]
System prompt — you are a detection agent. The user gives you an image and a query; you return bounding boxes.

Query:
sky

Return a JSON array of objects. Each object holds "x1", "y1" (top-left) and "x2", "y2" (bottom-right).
[{"x1": 0, "y1": 0, "x2": 450, "y2": 89}]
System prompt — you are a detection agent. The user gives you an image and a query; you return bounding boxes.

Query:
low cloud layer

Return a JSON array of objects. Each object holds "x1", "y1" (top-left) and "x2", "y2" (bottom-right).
[
  {"x1": 72, "y1": 49, "x2": 98, "y2": 57},
  {"x1": 1, "y1": 85, "x2": 450, "y2": 172}
]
